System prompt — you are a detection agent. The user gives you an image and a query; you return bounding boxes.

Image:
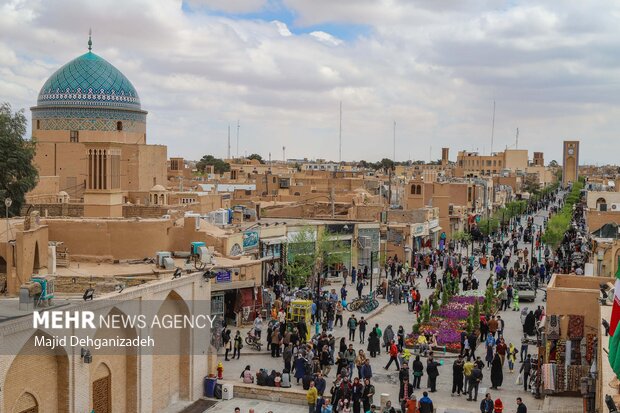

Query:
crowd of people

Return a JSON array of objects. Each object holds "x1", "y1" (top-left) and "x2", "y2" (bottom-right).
[{"x1": 227, "y1": 189, "x2": 573, "y2": 413}]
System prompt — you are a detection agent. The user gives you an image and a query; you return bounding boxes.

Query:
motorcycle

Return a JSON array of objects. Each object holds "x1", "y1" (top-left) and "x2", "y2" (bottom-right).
[{"x1": 245, "y1": 329, "x2": 262, "y2": 351}]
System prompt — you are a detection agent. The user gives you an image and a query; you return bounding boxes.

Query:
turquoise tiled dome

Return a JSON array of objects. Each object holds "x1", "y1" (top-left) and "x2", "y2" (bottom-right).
[{"x1": 37, "y1": 51, "x2": 141, "y2": 110}]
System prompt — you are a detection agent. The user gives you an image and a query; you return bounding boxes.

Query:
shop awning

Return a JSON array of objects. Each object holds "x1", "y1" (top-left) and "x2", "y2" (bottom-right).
[
  {"x1": 430, "y1": 226, "x2": 443, "y2": 233},
  {"x1": 261, "y1": 236, "x2": 287, "y2": 245}
]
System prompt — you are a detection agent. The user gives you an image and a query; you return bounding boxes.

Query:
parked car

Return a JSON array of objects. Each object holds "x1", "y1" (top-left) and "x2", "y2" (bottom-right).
[{"x1": 514, "y1": 281, "x2": 537, "y2": 302}]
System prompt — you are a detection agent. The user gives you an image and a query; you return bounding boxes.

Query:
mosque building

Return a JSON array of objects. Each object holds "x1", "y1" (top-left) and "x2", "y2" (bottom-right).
[{"x1": 28, "y1": 35, "x2": 167, "y2": 217}]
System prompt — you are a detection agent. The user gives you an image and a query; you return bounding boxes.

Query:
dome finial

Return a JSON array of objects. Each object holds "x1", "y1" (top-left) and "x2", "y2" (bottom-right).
[{"x1": 88, "y1": 28, "x2": 92, "y2": 51}]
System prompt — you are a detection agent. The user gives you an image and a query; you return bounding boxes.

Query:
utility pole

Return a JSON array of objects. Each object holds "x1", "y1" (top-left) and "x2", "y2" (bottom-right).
[
  {"x1": 516, "y1": 128, "x2": 519, "y2": 149},
  {"x1": 339, "y1": 101, "x2": 342, "y2": 163},
  {"x1": 393, "y1": 121, "x2": 396, "y2": 161},
  {"x1": 282, "y1": 146, "x2": 286, "y2": 162},
  {"x1": 490, "y1": 100, "x2": 496, "y2": 154},
  {"x1": 388, "y1": 168, "x2": 392, "y2": 208},
  {"x1": 227, "y1": 124, "x2": 231, "y2": 159},
  {"x1": 269, "y1": 152, "x2": 272, "y2": 173},
  {"x1": 236, "y1": 120, "x2": 240, "y2": 158}
]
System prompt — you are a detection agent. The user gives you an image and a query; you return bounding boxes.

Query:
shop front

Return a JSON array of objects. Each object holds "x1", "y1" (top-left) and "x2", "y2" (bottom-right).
[{"x1": 260, "y1": 235, "x2": 286, "y2": 286}]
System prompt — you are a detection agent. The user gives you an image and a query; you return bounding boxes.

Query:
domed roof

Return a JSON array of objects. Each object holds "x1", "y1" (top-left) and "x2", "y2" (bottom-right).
[
  {"x1": 150, "y1": 184, "x2": 166, "y2": 192},
  {"x1": 37, "y1": 41, "x2": 141, "y2": 111}
]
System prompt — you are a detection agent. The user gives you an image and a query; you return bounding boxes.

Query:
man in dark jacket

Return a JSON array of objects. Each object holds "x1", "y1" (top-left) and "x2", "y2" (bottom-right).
[
  {"x1": 468, "y1": 331, "x2": 478, "y2": 359},
  {"x1": 467, "y1": 365, "x2": 483, "y2": 401},
  {"x1": 418, "y1": 391, "x2": 434, "y2": 413},
  {"x1": 452, "y1": 355, "x2": 464, "y2": 396},
  {"x1": 480, "y1": 393, "x2": 494, "y2": 413},
  {"x1": 426, "y1": 357, "x2": 440, "y2": 392},
  {"x1": 516, "y1": 397, "x2": 527, "y2": 413},
  {"x1": 398, "y1": 363, "x2": 410, "y2": 385},
  {"x1": 398, "y1": 377, "x2": 414, "y2": 413},
  {"x1": 520, "y1": 354, "x2": 532, "y2": 391}
]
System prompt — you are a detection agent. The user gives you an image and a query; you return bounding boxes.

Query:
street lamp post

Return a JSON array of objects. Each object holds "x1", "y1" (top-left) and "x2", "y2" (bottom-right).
[{"x1": 4, "y1": 198, "x2": 12, "y2": 241}]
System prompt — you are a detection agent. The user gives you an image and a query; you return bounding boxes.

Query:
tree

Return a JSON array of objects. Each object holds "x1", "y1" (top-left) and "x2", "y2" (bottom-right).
[
  {"x1": 0, "y1": 103, "x2": 38, "y2": 215},
  {"x1": 196, "y1": 155, "x2": 230, "y2": 175},
  {"x1": 247, "y1": 153, "x2": 264, "y2": 164},
  {"x1": 285, "y1": 225, "x2": 349, "y2": 288}
]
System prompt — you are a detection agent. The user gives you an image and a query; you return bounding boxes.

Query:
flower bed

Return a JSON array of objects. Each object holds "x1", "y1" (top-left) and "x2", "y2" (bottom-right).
[{"x1": 405, "y1": 295, "x2": 483, "y2": 353}]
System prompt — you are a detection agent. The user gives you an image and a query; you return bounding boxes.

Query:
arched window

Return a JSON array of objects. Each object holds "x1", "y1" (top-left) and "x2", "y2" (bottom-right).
[
  {"x1": 596, "y1": 197, "x2": 607, "y2": 211},
  {"x1": 411, "y1": 185, "x2": 416, "y2": 195},
  {"x1": 416, "y1": 185, "x2": 422, "y2": 195},
  {"x1": 116, "y1": 121, "x2": 123, "y2": 131}
]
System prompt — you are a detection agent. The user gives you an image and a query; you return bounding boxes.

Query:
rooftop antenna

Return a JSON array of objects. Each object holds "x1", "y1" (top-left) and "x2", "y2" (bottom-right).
[
  {"x1": 516, "y1": 127, "x2": 519, "y2": 149},
  {"x1": 88, "y1": 28, "x2": 92, "y2": 51},
  {"x1": 236, "y1": 120, "x2": 240, "y2": 159},
  {"x1": 339, "y1": 101, "x2": 342, "y2": 162},
  {"x1": 282, "y1": 146, "x2": 286, "y2": 162},
  {"x1": 490, "y1": 100, "x2": 496, "y2": 155},
  {"x1": 227, "y1": 124, "x2": 231, "y2": 159}
]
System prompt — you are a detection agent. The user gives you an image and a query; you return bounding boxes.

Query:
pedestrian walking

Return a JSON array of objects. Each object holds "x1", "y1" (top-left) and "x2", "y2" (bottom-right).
[
  {"x1": 451, "y1": 355, "x2": 464, "y2": 396},
  {"x1": 516, "y1": 397, "x2": 527, "y2": 413},
  {"x1": 359, "y1": 317, "x2": 368, "y2": 344},
  {"x1": 490, "y1": 353, "x2": 503, "y2": 389},
  {"x1": 233, "y1": 330, "x2": 242, "y2": 359},
  {"x1": 384, "y1": 340, "x2": 400, "y2": 371},
  {"x1": 347, "y1": 315, "x2": 358, "y2": 342},
  {"x1": 480, "y1": 393, "x2": 493, "y2": 413},
  {"x1": 467, "y1": 364, "x2": 483, "y2": 401},
  {"x1": 520, "y1": 354, "x2": 532, "y2": 391}
]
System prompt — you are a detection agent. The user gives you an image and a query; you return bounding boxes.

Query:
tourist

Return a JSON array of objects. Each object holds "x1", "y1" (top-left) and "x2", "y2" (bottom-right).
[
  {"x1": 398, "y1": 377, "x2": 414, "y2": 413},
  {"x1": 351, "y1": 377, "x2": 364, "y2": 413},
  {"x1": 507, "y1": 343, "x2": 517, "y2": 373},
  {"x1": 367, "y1": 329, "x2": 380, "y2": 358},
  {"x1": 361, "y1": 378, "x2": 375, "y2": 412},
  {"x1": 384, "y1": 340, "x2": 400, "y2": 371},
  {"x1": 347, "y1": 315, "x2": 358, "y2": 342},
  {"x1": 336, "y1": 302, "x2": 345, "y2": 327},
  {"x1": 417, "y1": 391, "x2": 434, "y2": 413},
  {"x1": 233, "y1": 330, "x2": 242, "y2": 359},
  {"x1": 516, "y1": 397, "x2": 527, "y2": 413},
  {"x1": 494, "y1": 398, "x2": 504, "y2": 413},
  {"x1": 355, "y1": 350, "x2": 367, "y2": 379},
  {"x1": 467, "y1": 363, "x2": 483, "y2": 401},
  {"x1": 496, "y1": 337, "x2": 507, "y2": 365},
  {"x1": 412, "y1": 355, "x2": 424, "y2": 389},
  {"x1": 523, "y1": 311, "x2": 536, "y2": 336},
  {"x1": 383, "y1": 325, "x2": 394, "y2": 352},
  {"x1": 463, "y1": 357, "x2": 474, "y2": 394},
  {"x1": 397, "y1": 325, "x2": 405, "y2": 351},
  {"x1": 451, "y1": 355, "x2": 464, "y2": 396},
  {"x1": 382, "y1": 400, "x2": 396, "y2": 413},
  {"x1": 307, "y1": 381, "x2": 319, "y2": 413},
  {"x1": 426, "y1": 356, "x2": 440, "y2": 392},
  {"x1": 520, "y1": 334, "x2": 529, "y2": 362},
  {"x1": 359, "y1": 317, "x2": 368, "y2": 344},
  {"x1": 520, "y1": 354, "x2": 532, "y2": 391},
  {"x1": 241, "y1": 365, "x2": 254, "y2": 383},
  {"x1": 253, "y1": 315, "x2": 263, "y2": 339},
  {"x1": 223, "y1": 329, "x2": 232, "y2": 361},
  {"x1": 480, "y1": 393, "x2": 494, "y2": 413},
  {"x1": 490, "y1": 353, "x2": 503, "y2": 389}
]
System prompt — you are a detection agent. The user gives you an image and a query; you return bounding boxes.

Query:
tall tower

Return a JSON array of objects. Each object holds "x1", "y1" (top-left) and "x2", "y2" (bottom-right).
[
  {"x1": 562, "y1": 141, "x2": 579, "y2": 186},
  {"x1": 441, "y1": 148, "x2": 449, "y2": 165}
]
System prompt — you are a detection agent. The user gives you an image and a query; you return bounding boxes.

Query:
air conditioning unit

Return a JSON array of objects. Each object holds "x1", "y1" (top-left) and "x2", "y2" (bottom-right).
[
  {"x1": 610, "y1": 203, "x2": 620, "y2": 211},
  {"x1": 222, "y1": 383, "x2": 234, "y2": 400},
  {"x1": 156, "y1": 251, "x2": 172, "y2": 268},
  {"x1": 198, "y1": 246, "x2": 214, "y2": 265}
]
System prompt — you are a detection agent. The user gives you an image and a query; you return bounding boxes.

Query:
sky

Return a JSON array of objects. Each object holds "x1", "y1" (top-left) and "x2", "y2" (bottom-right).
[{"x1": 1, "y1": 0, "x2": 619, "y2": 164}]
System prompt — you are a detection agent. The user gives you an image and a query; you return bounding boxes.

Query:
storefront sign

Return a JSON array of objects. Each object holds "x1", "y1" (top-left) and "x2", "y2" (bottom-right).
[
  {"x1": 428, "y1": 219, "x2": 439, "y2": 228},
  {"x1": 412, "y1": 223, "x2": 428, "y2": 237},
  {"x1": 215, "y1": 271, "x2": 232, "y2": 283},
  {"x1": 243, "y1": 230, "x2": 259, "y2": 251}
]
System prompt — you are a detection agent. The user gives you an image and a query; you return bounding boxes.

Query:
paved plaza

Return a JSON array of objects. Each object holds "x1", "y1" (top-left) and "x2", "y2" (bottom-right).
[{"x1": 212, "y1": 211, "x2": 551, "y2": 413}]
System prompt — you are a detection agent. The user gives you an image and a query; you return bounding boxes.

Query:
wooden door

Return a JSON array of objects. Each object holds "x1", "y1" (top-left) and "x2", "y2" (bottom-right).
[{"x1": 92, "y1": 375, "x2": 111, "y2": 413}]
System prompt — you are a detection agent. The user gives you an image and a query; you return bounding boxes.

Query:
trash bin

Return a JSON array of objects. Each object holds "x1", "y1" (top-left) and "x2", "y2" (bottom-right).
[{"x1": 204, "y1": 376, "x2": 217, "y2": 397}]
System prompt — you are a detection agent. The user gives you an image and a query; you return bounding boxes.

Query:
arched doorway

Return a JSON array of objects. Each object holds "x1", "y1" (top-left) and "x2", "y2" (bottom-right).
[
  {"x1": 596, "y1": 197, "x2": 607, "y2": 211},
  {"x1": 92, "y1": 363, "x2": 111, "y2": 413},
  {"x1": 4, "y1": 330, "x2": 69, "y2": 412},
  {"x1": 152, "y1": 291, "x2": 190, "y2": 411},
  {"x1": 89, "y1": 307, "x2": 138, "y2": 412}
]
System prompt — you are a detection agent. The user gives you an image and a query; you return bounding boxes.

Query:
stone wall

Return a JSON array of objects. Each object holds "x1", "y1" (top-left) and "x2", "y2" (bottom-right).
[{"x1": 21, "y1": 203, "x2": 84, "y2": 217}]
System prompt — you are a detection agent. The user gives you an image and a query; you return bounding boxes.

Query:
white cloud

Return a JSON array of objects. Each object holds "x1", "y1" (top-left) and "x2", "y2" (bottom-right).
[
  {"x1": 0, "y1": 0, "x2": 619, "y2": 164},
  {"x1": 309, "y1": 31, "x2": 343, "y2": 46},
  {"x1": 272, "y1": 20, "x2": 292, "y2": 37}
]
